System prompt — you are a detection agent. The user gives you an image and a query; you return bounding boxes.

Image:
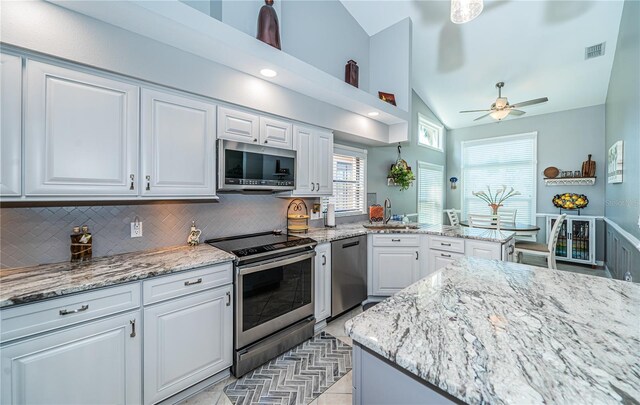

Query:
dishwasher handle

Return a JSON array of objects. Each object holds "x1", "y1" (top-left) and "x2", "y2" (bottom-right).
[{"x1": 342, "y1": 241, "x2": 360, "y2": 249}]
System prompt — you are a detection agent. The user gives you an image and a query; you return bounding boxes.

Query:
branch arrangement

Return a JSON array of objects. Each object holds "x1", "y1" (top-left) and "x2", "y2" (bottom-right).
[{"x1": 472, "y1": 185, "x2": 521, "y2": 205}]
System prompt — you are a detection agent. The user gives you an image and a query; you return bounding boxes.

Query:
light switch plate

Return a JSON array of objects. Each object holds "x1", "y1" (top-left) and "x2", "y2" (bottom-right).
[{"x1": 131, "y1": 221, "x2": 143, "y2": 238}]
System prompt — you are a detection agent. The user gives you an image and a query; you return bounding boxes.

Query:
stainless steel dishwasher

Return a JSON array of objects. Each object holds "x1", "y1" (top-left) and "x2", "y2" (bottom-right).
[{"x1": 331, "y1": 235, "x2": 367, "y2": 317}]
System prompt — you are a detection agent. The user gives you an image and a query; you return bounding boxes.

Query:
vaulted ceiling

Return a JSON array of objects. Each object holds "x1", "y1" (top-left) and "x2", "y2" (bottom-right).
[{"x1": 341, "y1": 0, "x2": 624, "y2": 129}]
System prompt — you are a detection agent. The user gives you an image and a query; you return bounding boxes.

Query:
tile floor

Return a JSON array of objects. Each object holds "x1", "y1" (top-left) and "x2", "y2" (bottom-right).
[{"x1": 179, "y1": 306, "x2": 363, "y2": 405}]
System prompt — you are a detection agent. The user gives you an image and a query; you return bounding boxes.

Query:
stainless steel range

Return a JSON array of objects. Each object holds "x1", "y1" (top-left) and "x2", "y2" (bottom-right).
[{"x1": 206, "y1": 231, "x2": 317, "y2": 377}]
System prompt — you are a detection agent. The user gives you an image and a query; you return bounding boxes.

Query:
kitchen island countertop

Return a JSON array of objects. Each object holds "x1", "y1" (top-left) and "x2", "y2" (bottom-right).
[
  {"x1": 345, "y1": 256, "x2": 640, "y2": 405},
  {"x1": 0, "y1": 244, "x2": 235, "y2": 308}
]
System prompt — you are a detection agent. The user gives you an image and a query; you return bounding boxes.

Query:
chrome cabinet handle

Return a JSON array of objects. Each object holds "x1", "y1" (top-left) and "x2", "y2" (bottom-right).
[
  {"x1": 59, "y1": 304, "x2": 89, "y2": 316},
  {"x1": 391, "y1": 239, "x2": 401, "y2": 242},
  {"x1": 440, "y1": 243, "x2": 451, "y2": 246},
  {"x1": 130, "y1": 319, "x2": 136, "y2": 338},
  {"x1": 311, "y1": 183, "x2": 315, "y2": 191},
  {"x1": 441, "y1": 253, "x2": 451, "y2": 258},
  {"x1": 184, "y1": 278, "x2": 203, "y2": 286},
  {"x1": 145, "y1": 175, "x2": 151, "y2": 191},
  {"x1": 129, "y1": 174, "x2": 135, "y2": 190},
  {"x1": 226, "y1": 291, "x2": 231, "y2": 306},
  {"x1": 415, "y1": 251, "x2": 419, "y2": 260},
  {"x1": 322, "y1": 254, "x2": 326, "y2": 266}
]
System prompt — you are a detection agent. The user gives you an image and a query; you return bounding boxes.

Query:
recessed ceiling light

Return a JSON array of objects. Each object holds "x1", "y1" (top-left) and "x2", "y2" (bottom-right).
[
  {"x1": 367, "y1": 112, "x2": 379, "y2": 117},
  {"x1": 260, "y1": 68, "x2": 277, "y2": 78}
]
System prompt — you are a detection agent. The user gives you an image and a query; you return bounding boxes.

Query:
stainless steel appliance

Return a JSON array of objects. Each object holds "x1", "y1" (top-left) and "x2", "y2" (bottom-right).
[
  {"x1": 218, "y1": 140, "x2": 296, "y2": 192},
  {"x1": 206, "y1": 232, "x2": 316, "y2": 377},
  {"x1": 331, "y1": 235, "x2": 367, "y2": 317}
]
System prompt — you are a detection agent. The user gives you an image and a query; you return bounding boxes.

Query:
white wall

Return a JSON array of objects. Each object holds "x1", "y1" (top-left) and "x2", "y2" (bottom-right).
[
  {"x1": 281, "y1": 0, "x2": 370, "y2": 92},
  {"x1": 369, "y1": 18, "x2": 412, "y2": 112}
]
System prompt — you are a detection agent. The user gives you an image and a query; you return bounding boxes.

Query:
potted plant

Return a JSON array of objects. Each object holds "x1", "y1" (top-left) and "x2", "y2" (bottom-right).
[{"x1": 387, "y1": 144, "x2": 415, "y2": 191}]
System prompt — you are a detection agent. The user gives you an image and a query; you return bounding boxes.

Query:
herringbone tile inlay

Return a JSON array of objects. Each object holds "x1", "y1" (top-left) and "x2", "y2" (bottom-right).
[{"x1": 223, "y1": 332, "x2": 352, "y2": 405}]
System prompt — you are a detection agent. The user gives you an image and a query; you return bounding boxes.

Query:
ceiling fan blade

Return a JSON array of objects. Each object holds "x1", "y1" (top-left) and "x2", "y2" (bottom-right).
[
  {"x1": 511, "y1": 97, "x2": 548, "y2": 108},
  {"x1": 473, "y1": 112, "x2": 492, "y2": 121},
  {"x1": 509, "y1": 109, "x2": 526, "y2": 116},
  {"x1": 460, "y1": 109, "x2": 491, "y2": 113}
]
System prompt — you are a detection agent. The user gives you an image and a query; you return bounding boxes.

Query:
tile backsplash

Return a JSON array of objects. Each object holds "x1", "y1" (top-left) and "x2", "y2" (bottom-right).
[{"x1": 0, "y1": 195, "x2": 294, "y2": 268}]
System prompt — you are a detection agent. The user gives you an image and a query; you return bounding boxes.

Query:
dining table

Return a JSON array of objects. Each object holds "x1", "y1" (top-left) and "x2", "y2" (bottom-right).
[{"x1": 459, "y1": 220, "x2": 541, "y2": 239}]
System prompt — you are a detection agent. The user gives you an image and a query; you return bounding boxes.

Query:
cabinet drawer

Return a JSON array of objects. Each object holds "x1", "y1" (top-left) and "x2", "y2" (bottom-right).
[
  {"x1": 1, "y1": 283, "x2": 140, "y2": 343},
  {"x1": 428, "y1": 236, "x2": 465, "y2": 253},
  {"x1": 143, "y1": 263, "x2": 232, "y2": 305},
  {"x1": 371, "y1": 234, "x2": 420, "y2": 247}
]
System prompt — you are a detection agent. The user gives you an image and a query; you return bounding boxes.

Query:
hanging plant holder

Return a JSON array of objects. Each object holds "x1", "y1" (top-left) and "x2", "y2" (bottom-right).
[{"x1": 387, "y1": 144, "x2": 415, "y2": 191}]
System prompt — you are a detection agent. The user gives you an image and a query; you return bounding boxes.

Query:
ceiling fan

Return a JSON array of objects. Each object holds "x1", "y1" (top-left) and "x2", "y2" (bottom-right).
[{"x1": 460, "y1": 82, "x2": 549, "y2": 122}]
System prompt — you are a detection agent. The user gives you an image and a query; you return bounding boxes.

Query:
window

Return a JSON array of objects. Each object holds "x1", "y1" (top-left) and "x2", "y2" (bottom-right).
[
  {"x1": 323, "y1": 145, "x2": 367, "y2": 215},
  {"x1": 417, "y1": 162, "x2": 444, "y2": 225},
  {"x1": 417, "y1": 113, "x2": 444, "y2": 151},
  {"x1": 461, "y1": 132, "x2": 537, "y2": 223}
]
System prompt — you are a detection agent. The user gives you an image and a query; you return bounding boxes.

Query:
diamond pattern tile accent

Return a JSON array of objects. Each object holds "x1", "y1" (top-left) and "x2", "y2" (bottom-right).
[
  {"x1": 0, "y1": 195, "x2": 297, "y2": 268},
  {"x1": 223, "y1": 332, "x2": 352, "y2": 405}
]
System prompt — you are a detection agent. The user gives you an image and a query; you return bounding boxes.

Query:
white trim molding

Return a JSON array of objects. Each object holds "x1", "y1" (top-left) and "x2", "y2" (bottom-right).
[{"x1": 603, "y1": 217, "x2": 640, "y2": 251}]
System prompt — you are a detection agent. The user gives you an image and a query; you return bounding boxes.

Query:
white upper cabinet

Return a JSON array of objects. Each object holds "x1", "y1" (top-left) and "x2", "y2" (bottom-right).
[
  {"x1": 293, "y1": 126, "x2": 314, "y2": 195},
  {"x1": 217, "y1": 106, "x2": 259, "y2": 144},
  {"x1": 289, "y1": 126, "x2": 333, "y2": 197},
  {"x1": 315, "y1": 131, "x2": 333, "y2": 195},
  {"x1": 0, "y1": 53, "x2": 22, "y2": 197},
  {"x1": 141, "y1": 88, "x2": 216, "y2": 197},
  {"x1": 24, "y1": 60, "x2": 139, "y2": 197},
  {"x1": 260, "y1": 117, "x2": 292, "y2": 149}
]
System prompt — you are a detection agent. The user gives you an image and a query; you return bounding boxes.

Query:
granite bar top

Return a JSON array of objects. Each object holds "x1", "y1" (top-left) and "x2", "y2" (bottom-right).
[
  {"x1": 345, "y1": 256, "x2": 640, "y2": 405},
  {"x1": 305, "y1": 222, "x2": 515, "y2": 244},
  {"x1": 0, "y1": 245, "x2": 235, "y2": 308}
]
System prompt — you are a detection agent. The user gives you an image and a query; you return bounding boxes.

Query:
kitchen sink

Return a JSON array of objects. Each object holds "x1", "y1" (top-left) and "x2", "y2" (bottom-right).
[{"x1": 363, "y1": 223, "x2": 420, "y2": 230}]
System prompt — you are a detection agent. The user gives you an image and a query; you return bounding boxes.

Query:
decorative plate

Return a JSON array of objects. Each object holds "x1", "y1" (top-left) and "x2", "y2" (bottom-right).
[
  {"x1": 544, "y1": 166, "x2": 560, "y2": 178},
  {"x1": 552, "y1": 193, "x2": 589, "y2": 210}
]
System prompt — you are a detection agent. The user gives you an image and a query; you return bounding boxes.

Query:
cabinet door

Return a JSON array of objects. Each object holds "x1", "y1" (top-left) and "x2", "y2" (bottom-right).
[
  {"x1": 24, "y1": 60, "x2": 139, "y2": 196},
  {"x1": 141, "y1": 89, "x2": 216, "y2": 197},
  {"x1": 315, "y1": 131, "x2": 333, "y2": 195},
  {"x1": 144, "y1": 286, "x2": 232, "y2": 405},
  {"x1": 1, "y1": 311, "x2": 141, "y2": 405},
  {"x1": 465, "y1": 240, "x2": 502, "y2": 260},
  {"x1": 568, "y1": 219, "x2": 593, "y2": 263},
  {"x1": 548, "y1": 217, "x2": 569, "y2": 260},
  {"x1": 293, "y1": 126, "x2": 314, "y2": 195},
  {"x1": 314, "y1": 243, "x2": 332, "y2": 323},
  {"x1": 0, "y1": 53, "x2": 22, "y2": 196},
  {"x1": 428, "y1": 250, "x2": 464, "y2": 272},
  {"x1": 217, "y1": 106, "x2": 259, "y2": 144},
  {"x1": 372, "y1": 247, "x2": 419, "y2": 296},
  {"x1": 260, "y1": 117, "x2": 292, "y2": 149}
]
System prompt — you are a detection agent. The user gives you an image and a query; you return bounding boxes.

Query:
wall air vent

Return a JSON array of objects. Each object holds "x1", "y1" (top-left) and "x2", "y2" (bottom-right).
[{"x1": 585, "y1": 42, "x2": 606, "y2": 60}]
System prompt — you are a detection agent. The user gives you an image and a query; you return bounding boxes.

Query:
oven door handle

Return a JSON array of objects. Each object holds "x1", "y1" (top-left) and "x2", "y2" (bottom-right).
[{"x1": 237, "y1": 251, "x2": 316, "y2": 276}]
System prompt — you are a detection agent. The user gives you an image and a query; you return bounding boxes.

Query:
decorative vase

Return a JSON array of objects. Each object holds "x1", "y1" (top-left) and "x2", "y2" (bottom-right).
[
  {"x1": 345, "y1": 60, "x2": 359, "y2": 88},
  {"x1": 489, "y1": 203, "x2": 503, "y2": 215},
  {"x1": 256, "y1": 0, "x2": 281, "y2": 50}
]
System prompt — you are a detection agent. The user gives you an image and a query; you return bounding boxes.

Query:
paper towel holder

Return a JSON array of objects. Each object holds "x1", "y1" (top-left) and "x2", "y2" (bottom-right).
[{"x1": 324, "y1": 204, "x2": 337, "y2": 228}]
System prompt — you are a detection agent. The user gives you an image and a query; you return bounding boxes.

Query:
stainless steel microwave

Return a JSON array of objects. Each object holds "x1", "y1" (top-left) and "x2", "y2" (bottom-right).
[{"x1": 217, "y1": 140, "x2": 296, "y2": 192}]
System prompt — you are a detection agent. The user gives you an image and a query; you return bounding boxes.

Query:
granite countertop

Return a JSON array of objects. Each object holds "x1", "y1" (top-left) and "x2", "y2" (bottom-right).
[
  {"x1": 345, "y1": 256, "x2": 640, "y2": 405},
  {"x1": 305, "y1": 222, "x2": 515, "y2": 244},
  {"x1": 0, "y1": 245, "x2": 235, "y2": 308}
]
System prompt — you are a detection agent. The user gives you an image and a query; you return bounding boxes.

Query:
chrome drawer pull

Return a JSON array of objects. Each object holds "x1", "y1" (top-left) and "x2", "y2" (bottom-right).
[
  {"x1": 441, "y1": 253, "x2": 452, "y2": 258},
  {"x1": 59, "y1": 304, "x2": 89, "y2": 316},
  {"x1": 130, "y1": 319, "x2": 136, "y2": 338},
  {"x1": 440, "y1": 243, "x2": 452, "y2": 246},
  {"x1": 184, "y1": 278, "x2": 203, "y2": 286},
  {"x1": 391, "y1": 239, "x2": 401, "y2": 242},
  {"x1": 226, "y1": 291, "x2": 231, "y2": 306}
]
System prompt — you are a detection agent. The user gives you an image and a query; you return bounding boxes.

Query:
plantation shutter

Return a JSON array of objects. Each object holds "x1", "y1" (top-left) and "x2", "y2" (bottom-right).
[
  {"x1": 323, "y1": 145, "x2": 367, "y2": 215},
  {"x1": 417, "y1": 162, "x2": 444, "y2": 225},
  {"x1": 461, "y1": 133, "x2": 537, "y2": 223}
]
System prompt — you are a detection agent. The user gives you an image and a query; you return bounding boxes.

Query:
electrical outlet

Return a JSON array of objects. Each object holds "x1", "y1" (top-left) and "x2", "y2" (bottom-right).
[{"x1": 130, "y1": 221, "x2": 143, "y2": 238}]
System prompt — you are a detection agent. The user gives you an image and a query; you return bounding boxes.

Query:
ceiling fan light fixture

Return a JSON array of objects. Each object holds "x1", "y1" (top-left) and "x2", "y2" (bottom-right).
[
  {"x1": 450, "y1": 0, "x2": 484, "y2": 24},
  {"x1": 490, "y1": 109, "x2": 510, "y2": 121}
]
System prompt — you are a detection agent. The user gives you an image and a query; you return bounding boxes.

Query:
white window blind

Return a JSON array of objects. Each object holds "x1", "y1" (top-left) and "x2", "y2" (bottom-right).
[
  {"x1": 417, "y1": 162, "x2": 444, "y2": 225},
  {"x1": 323, "y1": 145, "x2": 367, "y2": 215},
  {"x1": 461, "y1": 132, "x2": 537, "y2": 223}
]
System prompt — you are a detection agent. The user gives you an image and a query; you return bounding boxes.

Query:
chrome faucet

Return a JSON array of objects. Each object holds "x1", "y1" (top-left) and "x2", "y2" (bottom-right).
[{"x1": 383, "y1": 198, "x2": 392, "y2": 224}]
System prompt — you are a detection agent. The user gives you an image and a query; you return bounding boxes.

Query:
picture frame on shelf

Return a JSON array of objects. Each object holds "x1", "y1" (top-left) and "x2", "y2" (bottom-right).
[
  {"x1": 378, "y1": 91, "x2": 396, "y2": 106},
  {"x1": 607, "y1": 141, "x2": 623, "y2": 183}
]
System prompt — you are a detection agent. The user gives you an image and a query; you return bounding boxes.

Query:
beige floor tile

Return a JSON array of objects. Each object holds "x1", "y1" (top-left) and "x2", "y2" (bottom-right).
[
  {"x1": 216, "y1": 393, "x2": 233, "y2": 405},
  {"x1": 336, "y1": 336, "x2": 353, "y2": 346},
  {"x1": 326, "y1": 371, "x2": 352, "y2": 394},
  {"x1": 315, "y1": 393, "x2": 352, "y2": 405}
]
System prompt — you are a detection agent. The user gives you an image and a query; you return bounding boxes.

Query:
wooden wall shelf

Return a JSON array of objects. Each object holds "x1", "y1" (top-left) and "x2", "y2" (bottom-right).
[{"x1": 544, "y1": 177, "x2": 596, "y2": 186}]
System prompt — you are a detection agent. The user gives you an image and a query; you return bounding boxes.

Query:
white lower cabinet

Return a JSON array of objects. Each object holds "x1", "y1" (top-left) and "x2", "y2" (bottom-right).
[
  {"x1": 314, "y1": 243, "x2": 332, "y2": 323},
  {"x1": 1, "y1": 310, "x2": 142, "y2": 405},
  {"x1": 428, "y1": 250, "x2": 465, "y2": 272},
  {"x1": 464, "y1": 240, "x2": 502, "y2": 260},
  {"x1": 143, "y1": 285, "x2": 232, "y2": 405},
  {"x1": 371, "y1": 246, "x2": 420, "y2": 296}
]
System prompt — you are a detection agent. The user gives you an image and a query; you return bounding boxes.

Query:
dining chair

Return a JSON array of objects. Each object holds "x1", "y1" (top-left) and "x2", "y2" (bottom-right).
[
  {"x1": 468, "y1": 214, "x2": 500, "y2": 230},
  {"x1": 498, "y1": 209, "x2": 517, "y2": 225},
  {"x1": 514, "y1": 214, "x2": 566, "y2": 269},
  {"x1": 445, "y1": 209, "x2": 460, "y2": 226}
]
